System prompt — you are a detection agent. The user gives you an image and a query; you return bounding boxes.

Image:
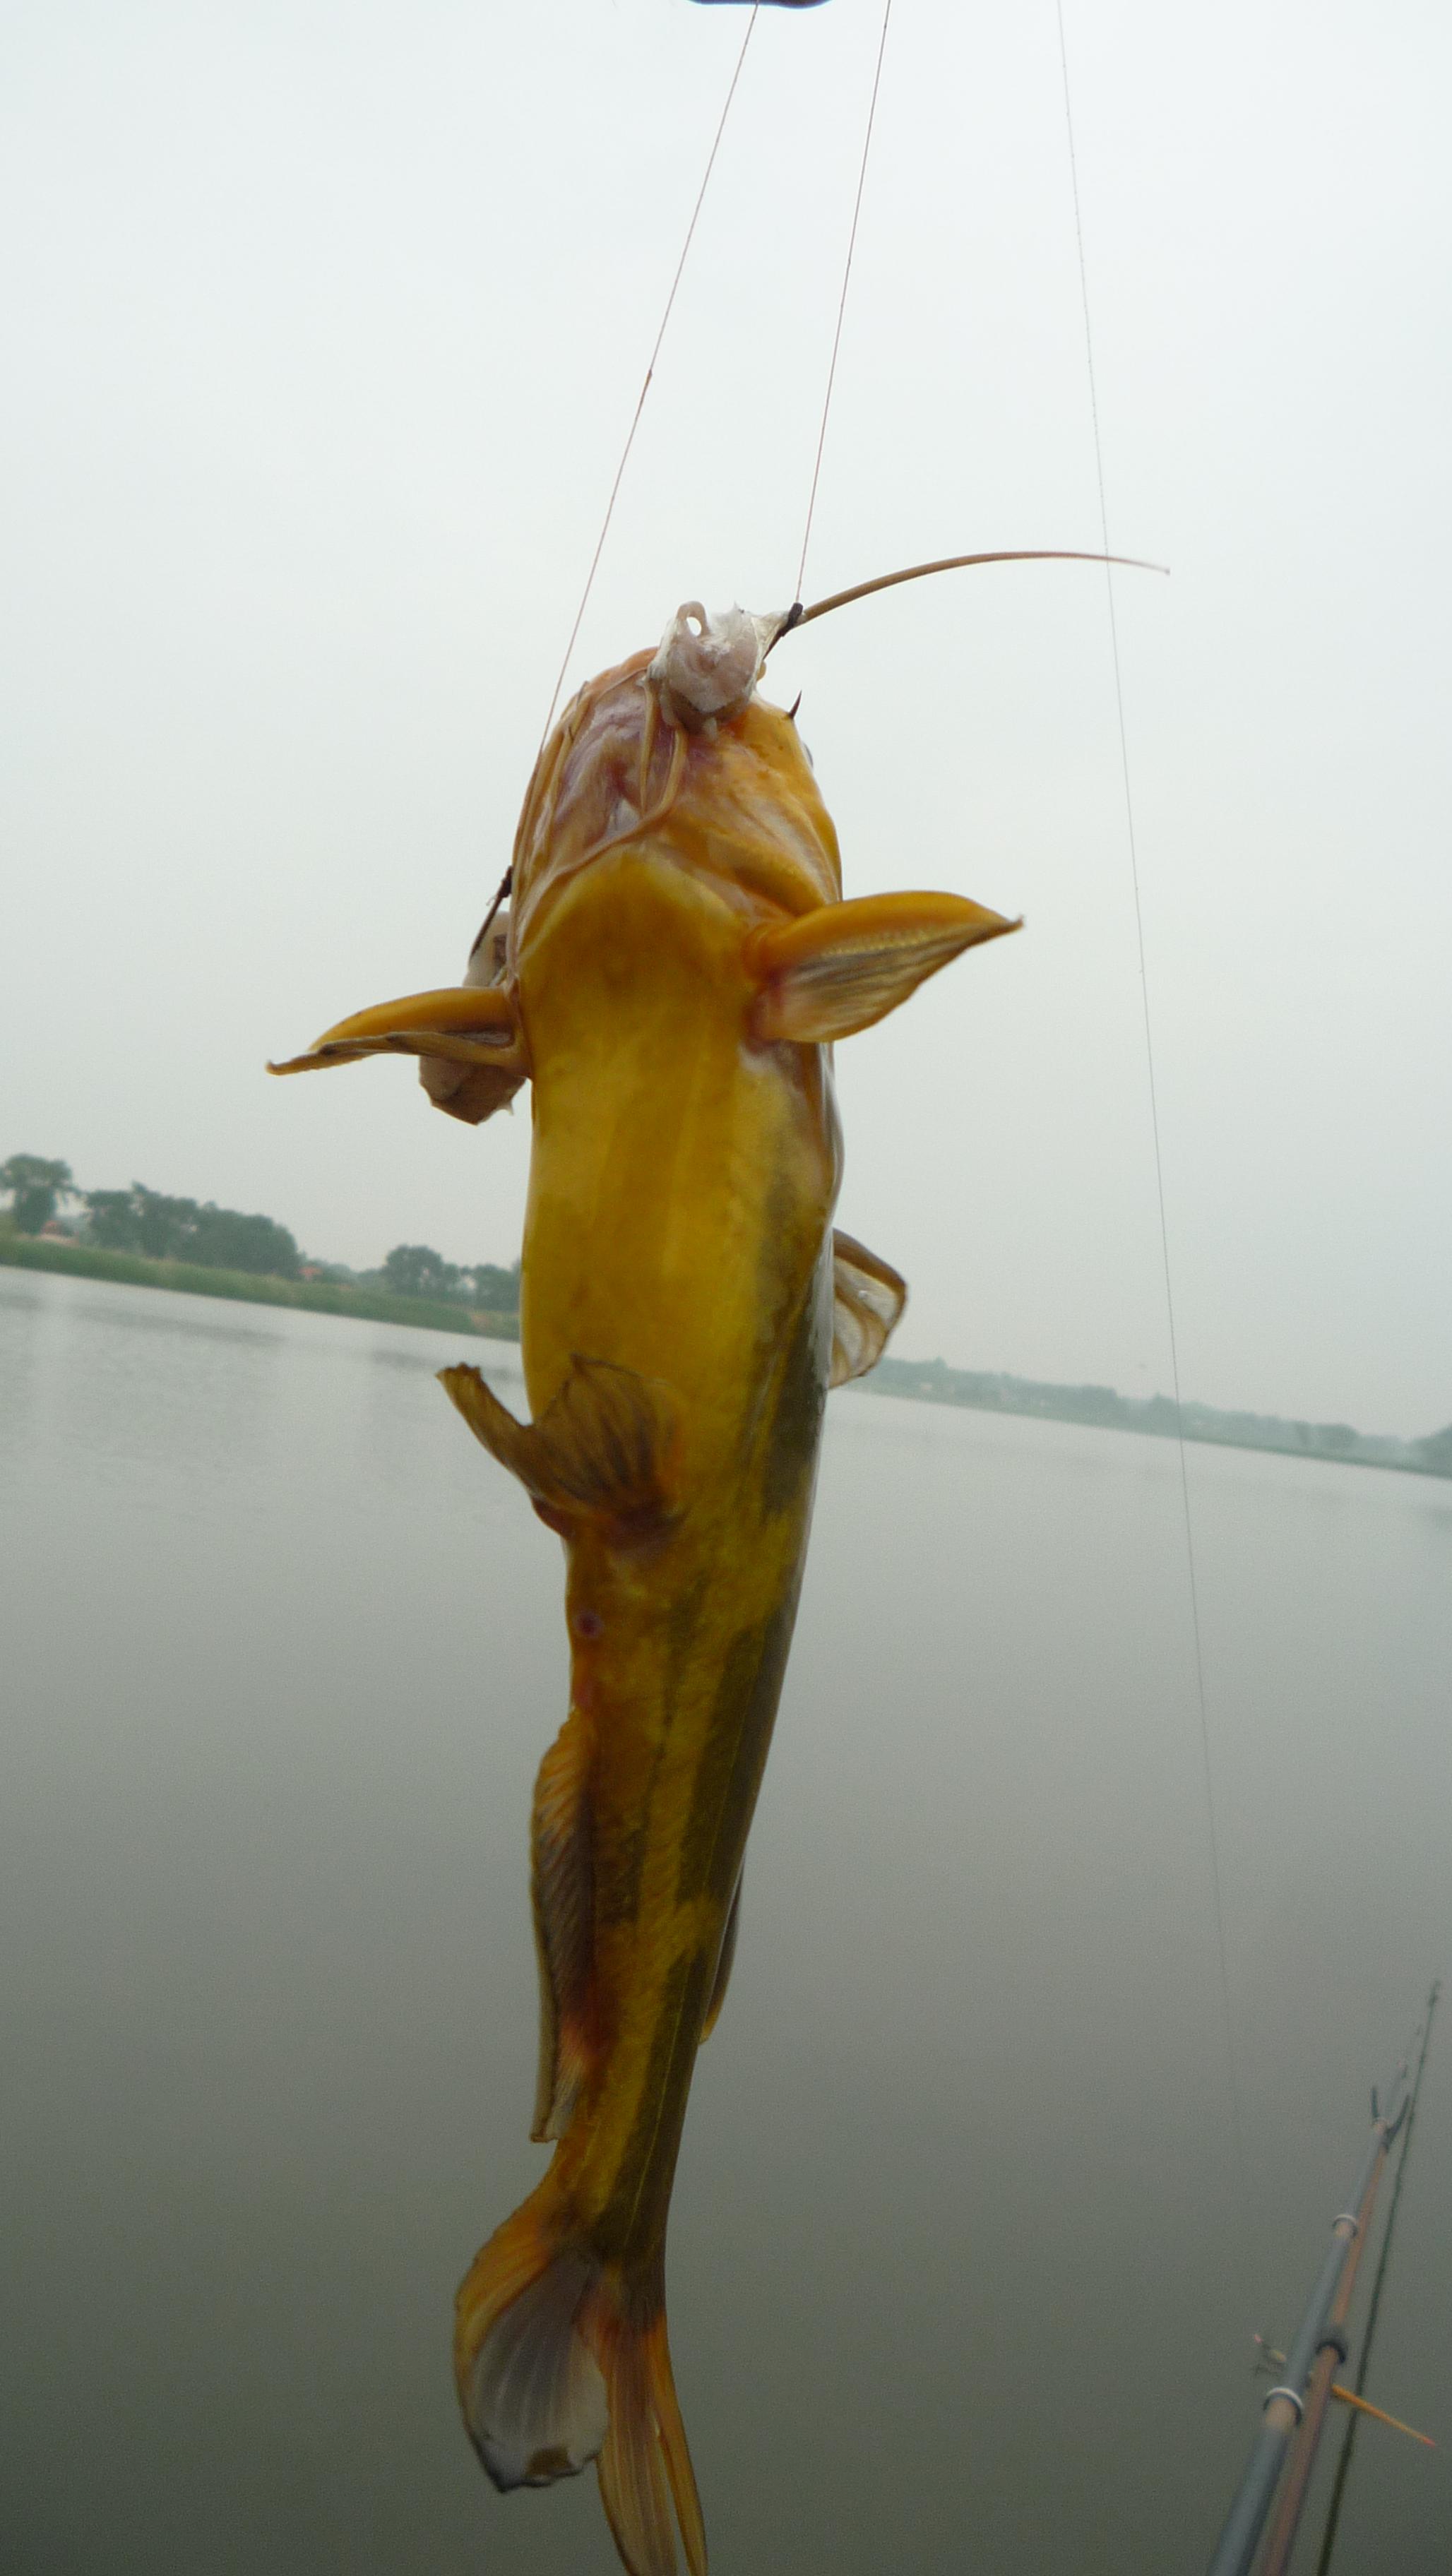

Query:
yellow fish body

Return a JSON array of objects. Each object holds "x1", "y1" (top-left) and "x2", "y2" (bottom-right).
[{"x1": 272, "y1": 602, "x2": 1017, "y2": 2576}]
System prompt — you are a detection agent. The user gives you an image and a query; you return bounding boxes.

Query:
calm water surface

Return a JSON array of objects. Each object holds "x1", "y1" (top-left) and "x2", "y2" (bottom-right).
[{"x1": 3, "y1": 1270, "x2": 1448, "y2": 2574}]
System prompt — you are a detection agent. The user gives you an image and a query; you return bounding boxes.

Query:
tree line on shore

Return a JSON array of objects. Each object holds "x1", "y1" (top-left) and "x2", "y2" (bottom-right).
[
  {"x1": 867, "y1": 1354, "x2": 1452, "y2": 1481},
  {"x1": 0, "y1": 1153, "x2": 520, "y2": 1314}
]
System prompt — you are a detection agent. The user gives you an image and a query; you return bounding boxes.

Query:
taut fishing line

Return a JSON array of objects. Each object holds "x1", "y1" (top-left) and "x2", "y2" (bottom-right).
[
  {"x1": 531, "y1": 3, "x2": 1247, "y2": 2219},
  {"x1": 1054, "y1": 1, "x2": 1251, "y2": 2214},
  {"x1": 794, "y1": 0, "x2": 895, "y2": 601},
  {"x1": 537, "y1": 6, "x2": 761, "y2": 749}
]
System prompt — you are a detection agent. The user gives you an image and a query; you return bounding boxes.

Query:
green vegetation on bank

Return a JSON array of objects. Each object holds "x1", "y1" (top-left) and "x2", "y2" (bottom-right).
[
  {"x1": 0, "y1": 1233, "x2": 518, "y2": 1340},
  {"x1": 86, "y1": 1182, "x2": 304, "y2": 1279},
  {"x1": 0, "y1": 1155, "x2": 73, "y2": 1234},
  {"x1": 0, "y1": 1150, "x2": 521, "y2": 1325}
]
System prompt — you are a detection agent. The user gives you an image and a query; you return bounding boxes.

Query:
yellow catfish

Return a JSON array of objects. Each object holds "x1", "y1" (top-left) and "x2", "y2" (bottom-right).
[{"x1": 271, "y1": 600, "x2": 1017, "y2": 2576}]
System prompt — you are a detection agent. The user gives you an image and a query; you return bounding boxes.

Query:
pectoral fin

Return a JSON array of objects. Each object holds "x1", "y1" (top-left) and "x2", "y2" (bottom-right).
[
  {"x1": 831, "y1": 1230, "x2": 907, "y2": 1385},
  {"x1": 747, "y1": 890, "x2": 1018, "y2": 1043},
  {"x1": 530, "y1": 1710, "x2": 595, "y2": 2141},
  {"x1": 439, "y1": 1356, "x2": 679, "y2": 1541},
  {"x1": 268, "y1": 984, "x2": 525, "y2": 1078},
  {"x1": 419, "y1": 917, "x2": 525, "y2": 1123}
]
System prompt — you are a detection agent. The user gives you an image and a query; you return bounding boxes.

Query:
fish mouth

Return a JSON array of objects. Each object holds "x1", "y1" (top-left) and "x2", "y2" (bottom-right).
[{"x1": 648, "y1": 602, "x2": 788, "y2": 732}]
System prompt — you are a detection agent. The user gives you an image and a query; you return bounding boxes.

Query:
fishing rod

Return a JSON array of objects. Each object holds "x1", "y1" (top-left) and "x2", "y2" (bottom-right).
[
  {"x1": 1316, "y1": 1979, "x2": 1441, "y2": 2574},
  {"x1": 1205, "y1": 2017, "x2": 1422, "y2": 2576},
  {"x1": 1252, "y1": 2341, "x2": 1434, "y2": 2450},
  {"x1": 1255, "y1": 2073, "x2": 1407, "y2": 2576}
]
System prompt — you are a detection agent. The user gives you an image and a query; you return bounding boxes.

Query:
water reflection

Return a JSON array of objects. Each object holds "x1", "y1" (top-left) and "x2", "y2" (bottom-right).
[{"x1": 1, "y1": 1272, "x2": 1446, "y2": 2575}]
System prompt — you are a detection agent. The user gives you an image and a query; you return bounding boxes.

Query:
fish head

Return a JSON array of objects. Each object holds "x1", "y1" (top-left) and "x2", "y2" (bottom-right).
[
  {"x1": 510, "y1": 604, "x2": 841, "y2": 950},
  {"x1": 267, "y1": 601, "x2": 840, "y2": 1109}
]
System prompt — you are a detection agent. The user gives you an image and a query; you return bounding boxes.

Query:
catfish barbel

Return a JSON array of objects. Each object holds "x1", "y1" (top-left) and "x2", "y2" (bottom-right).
[{"x1": 271, "y1": 592, "x2": 1025, "y2": 2575}]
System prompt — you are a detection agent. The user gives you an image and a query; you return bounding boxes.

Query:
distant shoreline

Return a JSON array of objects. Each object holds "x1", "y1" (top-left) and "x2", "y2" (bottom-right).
[
  {"x1": 0, "y1": 1234, "x2": 519, "y2": 1342},
  {"x1": 855, "y1": 1355, "x2": 1450, "y2": 1482},
  {"x1": 4, "y1": 1233, "x2": 1446, "y2": 1483}
]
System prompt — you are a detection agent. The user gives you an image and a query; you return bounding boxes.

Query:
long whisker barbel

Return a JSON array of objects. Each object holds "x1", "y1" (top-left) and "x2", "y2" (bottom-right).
[{"x1": 766, "y1": 547, "x2": 1168, "y2": 651}]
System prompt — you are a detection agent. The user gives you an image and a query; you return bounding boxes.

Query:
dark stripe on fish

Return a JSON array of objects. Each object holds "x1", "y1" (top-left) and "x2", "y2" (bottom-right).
[
  {"x1": 592, "y1": 1947, "x2": 711, "y2": 2260},
  {"x1": 591, "y1": 1568, "x2": 711, "y2": 1930},
  {"x1": 760, "y1": 1258, "x2": 829, "y2": 1517},
  {"x1": 595, "y1": 1812, "x2": 650, "y2": 1931},
  {"x1": 674, "y1": 1594, "x2": 798, "y2": 1908}
]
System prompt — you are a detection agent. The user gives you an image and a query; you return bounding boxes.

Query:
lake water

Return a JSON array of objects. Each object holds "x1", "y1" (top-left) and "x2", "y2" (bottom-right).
[{"x1": 3, "y1": 1267, "x2": 1448, "y2": 2575}]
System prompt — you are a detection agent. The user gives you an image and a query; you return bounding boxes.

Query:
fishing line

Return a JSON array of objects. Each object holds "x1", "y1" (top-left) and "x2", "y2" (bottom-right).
[
  {"x1": 537, "y1": 6, "x2": 761, "y2": 748},
  {"x1": 794, "y1": 0, "x2": 895, "y2": 602},
  {"x1": 1053, "y1": 1, "x2": 1251, "y2": 2210}
]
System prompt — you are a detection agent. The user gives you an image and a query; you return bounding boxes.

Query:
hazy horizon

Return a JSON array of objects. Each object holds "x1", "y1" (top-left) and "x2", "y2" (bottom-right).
[
  {"x1": 8, "y1": 1167, "x2": 1451, "y2": 1448},
  {"x1": 3, "y1": 0, "x2": 1448, "y2": 1436}
]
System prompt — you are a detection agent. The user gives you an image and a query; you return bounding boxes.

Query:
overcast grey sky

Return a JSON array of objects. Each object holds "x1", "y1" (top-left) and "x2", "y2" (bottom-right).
[{"x1": 3, "y1": 0, "x2": 1448, "y2": 1433}]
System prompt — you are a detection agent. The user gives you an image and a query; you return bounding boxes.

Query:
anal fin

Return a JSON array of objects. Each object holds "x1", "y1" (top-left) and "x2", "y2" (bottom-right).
[
  {"x1": 530, "y1": 1710, "x2": 595, "y2": 2141},
  {"x1": 439, "y1": 1356, "x2": 679, "y2": 1541}
]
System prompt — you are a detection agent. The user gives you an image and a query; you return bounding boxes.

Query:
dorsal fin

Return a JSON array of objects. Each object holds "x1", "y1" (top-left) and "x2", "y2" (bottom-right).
[
  {"x1": 830, "y1": 1229, "x2": 907, "y2": 1385},
  {"x1": 530, "y1": 1711, "x2": 595, "y2": 2141},
  {"x1": 439, "y1": 1356, "x2": 679, "y2": 1540}
]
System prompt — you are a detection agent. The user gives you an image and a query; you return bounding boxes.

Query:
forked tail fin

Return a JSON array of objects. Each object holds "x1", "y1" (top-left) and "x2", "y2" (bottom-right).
[{"x1": 455, "y1": 2177, "x2": 706, "y2": 2576}]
